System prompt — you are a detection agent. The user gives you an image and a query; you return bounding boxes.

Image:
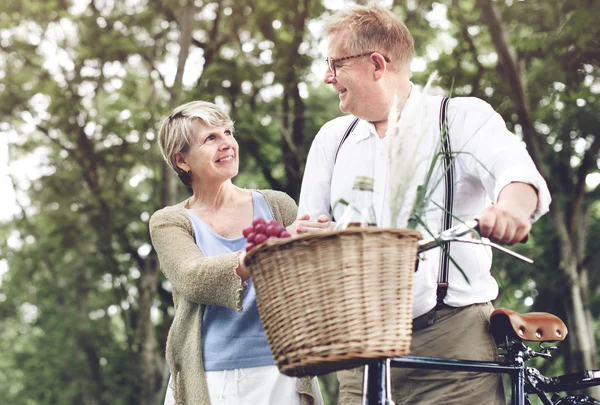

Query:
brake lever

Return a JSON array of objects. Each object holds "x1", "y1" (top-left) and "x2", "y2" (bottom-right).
[
  {"x1": 451, "y1": 237, "x2": 534, "y2": 264},
  {"x1": 417, "y1": 219, "x2": 534, "y2": 264}
]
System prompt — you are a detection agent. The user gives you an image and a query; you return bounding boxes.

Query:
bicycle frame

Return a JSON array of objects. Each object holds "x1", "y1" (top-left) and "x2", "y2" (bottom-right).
[
  {"x1": 362, "y1": 356, "x2": 526, "y2": 405},
  {"x1": 362, "y1": 355, "x2": 600, "y2": 405}
]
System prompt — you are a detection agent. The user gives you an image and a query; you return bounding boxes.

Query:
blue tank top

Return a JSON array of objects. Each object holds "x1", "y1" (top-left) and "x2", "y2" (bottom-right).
[{"x1": 186, "y1": 190, "x2": 274, "y2": 371}]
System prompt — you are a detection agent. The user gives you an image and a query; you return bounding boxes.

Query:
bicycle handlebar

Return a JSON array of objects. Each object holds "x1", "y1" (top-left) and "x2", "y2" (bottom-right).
[{"x1": 417, "y1": 220, "x2": 533, "y2": 263}]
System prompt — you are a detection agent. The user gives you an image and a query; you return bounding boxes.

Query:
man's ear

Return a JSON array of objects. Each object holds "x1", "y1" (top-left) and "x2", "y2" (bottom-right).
[
  {"x1": 371, "y1": 53, "x2": 388, "y2": 80},
  {"x1": 174, "y1": 152, "x2": 189, "y2": 173}
]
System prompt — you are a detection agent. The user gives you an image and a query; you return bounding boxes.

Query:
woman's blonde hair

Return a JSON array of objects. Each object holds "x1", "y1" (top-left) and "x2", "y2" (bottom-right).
[
  {"x1": 157, "y1": 100, "x2": 234, "y2": 186},
  {"x1": 325, "y1": 3, "x2": 414, "y2": 74}
]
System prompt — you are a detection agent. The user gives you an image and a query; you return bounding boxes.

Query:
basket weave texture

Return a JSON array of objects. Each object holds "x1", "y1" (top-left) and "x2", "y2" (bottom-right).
[{"x1": 245, "y1": 227, "x2": 421, "y2": 377}]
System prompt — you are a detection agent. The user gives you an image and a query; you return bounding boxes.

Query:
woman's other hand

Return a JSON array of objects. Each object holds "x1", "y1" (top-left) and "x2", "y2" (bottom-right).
[
  {"x1": 235, "y1": 251, "x2": 250, "y2": 281},
  {"x1": 288, "y1": 213, "x2": 332, "y2": 235}
]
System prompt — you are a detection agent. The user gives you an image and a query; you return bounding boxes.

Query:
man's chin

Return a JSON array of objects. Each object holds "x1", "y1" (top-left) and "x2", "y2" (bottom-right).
[{"x1": 338, "y1": 101, "x2": 349, "y2": 114}]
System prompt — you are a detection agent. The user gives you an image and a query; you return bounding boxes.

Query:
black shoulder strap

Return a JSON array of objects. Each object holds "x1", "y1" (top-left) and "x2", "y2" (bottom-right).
[
  {"x1": 436, "y1": 97, "x2": 454, "y2": 309},
  {"x1": 334, "y1": 117, "x2": 360, "y2": 164}
]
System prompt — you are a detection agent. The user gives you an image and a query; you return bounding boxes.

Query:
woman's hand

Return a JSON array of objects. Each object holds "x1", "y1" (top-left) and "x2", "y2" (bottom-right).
[
  {"x1": 235, "y1": 251, "x2": 250, "y2": 281},
  {"x1": 287, "y1": 213, "x2": 332, "y2": 235}
]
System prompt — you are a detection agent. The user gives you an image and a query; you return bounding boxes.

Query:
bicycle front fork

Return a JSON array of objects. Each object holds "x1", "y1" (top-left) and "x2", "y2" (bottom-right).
[{"x1": 362, "y1": 360, "x2": 394, "y2": 405}]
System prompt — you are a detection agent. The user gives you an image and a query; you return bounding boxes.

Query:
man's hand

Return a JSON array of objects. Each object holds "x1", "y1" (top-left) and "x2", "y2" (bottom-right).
[
  {"x1": 287, "y1": 213, "x2": 332, "y2": 235},
  {"x1": 477, "y1": 205, "x2": 531, "y2": 245},
  {"x1": 477, "y1": 182, "x2": 537, "y2": 245},
  {"x1": 235, "y1": 251, "x2": 250, "y2": 281}
]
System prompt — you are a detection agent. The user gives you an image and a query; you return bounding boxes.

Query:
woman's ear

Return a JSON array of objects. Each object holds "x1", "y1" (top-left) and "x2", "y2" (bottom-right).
[{"x1": 174, "y1": 152, "x2": 189, "y2": 173}]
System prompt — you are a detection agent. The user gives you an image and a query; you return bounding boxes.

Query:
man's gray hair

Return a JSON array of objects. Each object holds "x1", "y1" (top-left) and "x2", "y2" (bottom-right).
[{"x1": 325, "y1": 3, "x2": 414, "y2": 74}]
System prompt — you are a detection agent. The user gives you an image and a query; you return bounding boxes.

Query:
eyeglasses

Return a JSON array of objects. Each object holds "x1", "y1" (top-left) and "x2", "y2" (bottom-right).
[{"x1": 325, "y1": 51, "x2": 391, "y2": 77}]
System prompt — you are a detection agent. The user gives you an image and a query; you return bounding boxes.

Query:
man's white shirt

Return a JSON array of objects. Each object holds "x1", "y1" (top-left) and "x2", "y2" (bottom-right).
[{"x1": 298, "y1": 87, "x2": 551, "y2": 318}]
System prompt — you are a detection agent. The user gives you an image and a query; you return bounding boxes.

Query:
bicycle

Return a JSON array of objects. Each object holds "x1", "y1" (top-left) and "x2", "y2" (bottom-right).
[{"x1": 359, "y1": 220, "x2": 600, "y2": 405}]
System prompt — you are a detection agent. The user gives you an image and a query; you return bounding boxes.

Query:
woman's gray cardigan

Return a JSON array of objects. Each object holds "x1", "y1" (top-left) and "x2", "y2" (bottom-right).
[{"x1": 149, "y1": 189, "x2": 316, "y2": 404}]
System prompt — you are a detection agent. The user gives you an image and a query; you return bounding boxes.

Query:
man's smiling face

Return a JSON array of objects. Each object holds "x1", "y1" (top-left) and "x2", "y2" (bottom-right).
[{"x1": 323, "y1": 30, "x2": 384, "y2": 121}]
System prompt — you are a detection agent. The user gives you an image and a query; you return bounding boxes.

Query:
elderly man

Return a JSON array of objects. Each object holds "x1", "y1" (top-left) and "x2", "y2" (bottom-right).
[{"x1": 297, "y1": 4, "x2": 551, "y2": 405}]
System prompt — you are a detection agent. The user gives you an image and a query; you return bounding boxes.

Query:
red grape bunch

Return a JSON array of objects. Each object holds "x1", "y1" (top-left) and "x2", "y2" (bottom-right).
[{"x1": 243, "y1": 218, "x2": 291, "y2": 252}]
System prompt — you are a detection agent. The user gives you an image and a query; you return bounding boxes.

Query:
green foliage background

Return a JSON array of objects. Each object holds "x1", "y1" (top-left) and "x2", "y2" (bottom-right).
[{"x1": 0, "y1": 0, "x2": 599, "y2": 403}]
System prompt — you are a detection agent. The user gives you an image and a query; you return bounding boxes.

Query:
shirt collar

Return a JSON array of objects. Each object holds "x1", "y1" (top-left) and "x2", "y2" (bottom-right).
[{"x1": 353, "y1": 120, "x2": 376, "y2": 142}]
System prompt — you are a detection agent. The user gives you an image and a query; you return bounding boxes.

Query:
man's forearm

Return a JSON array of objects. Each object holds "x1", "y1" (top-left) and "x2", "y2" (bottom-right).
[{"x1": 496, "y1": 182, "x2": 538, "y2": 220}]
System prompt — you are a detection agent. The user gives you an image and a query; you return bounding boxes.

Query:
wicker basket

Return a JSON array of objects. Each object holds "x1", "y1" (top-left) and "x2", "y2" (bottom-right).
[{"x1": 244, "y1": 227, "x2": 421, "y2": 377}]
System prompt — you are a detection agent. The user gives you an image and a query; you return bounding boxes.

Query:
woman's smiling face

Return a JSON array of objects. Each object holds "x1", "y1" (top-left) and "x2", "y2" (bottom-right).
[{"x1": 176, "y1": 120, "x2": 239, "y2": 185}]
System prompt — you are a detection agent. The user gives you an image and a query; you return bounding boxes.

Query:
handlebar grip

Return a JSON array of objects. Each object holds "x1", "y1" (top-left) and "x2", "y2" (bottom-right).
[{"x1": 473, "y1": 219, "x2": 529, "y2": 244}]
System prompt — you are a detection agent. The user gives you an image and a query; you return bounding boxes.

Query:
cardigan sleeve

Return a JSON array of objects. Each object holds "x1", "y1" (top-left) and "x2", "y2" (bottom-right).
[
  {"x1": 260, "y1": 189, "x2": 298, "y2": 227},
  {"x1": 149, "y1": 208, "x2": 246, "y2": 310}
]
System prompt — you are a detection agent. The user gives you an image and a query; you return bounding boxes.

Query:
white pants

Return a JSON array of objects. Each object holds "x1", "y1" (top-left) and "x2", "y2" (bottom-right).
[{"x1": 163, "y1": 365, "x2": 324, "y2": 405}]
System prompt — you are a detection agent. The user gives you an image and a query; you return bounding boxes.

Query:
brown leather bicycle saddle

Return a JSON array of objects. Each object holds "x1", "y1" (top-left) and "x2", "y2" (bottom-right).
[{"x1": 490, "y1": 308, "x2": 568, "y2": 343}]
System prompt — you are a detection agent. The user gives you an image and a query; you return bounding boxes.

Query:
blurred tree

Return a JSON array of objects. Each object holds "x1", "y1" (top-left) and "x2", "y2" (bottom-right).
[
  {"x1": 0, "y1": 0, "x2": 335, "y2": 403},
  {"x1": 0, "y1": 0, "x2": 171, "y2": 402},
  {"x1": 478, "y1": 2, "x2": 600, "y2": 393}
]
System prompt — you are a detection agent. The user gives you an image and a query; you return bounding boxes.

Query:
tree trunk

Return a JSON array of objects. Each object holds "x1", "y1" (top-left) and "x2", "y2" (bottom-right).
[
  {"x1": 75, "y1": 267, "x2": 110, "y2": 405},
  {"x1": 135, "y1": 263, "x2": 163, "y2": 405},
  {"x1": 562, "y1": 260, "x2": 597, "y2": 369},
  {"x1": 164, "y1": 0, "x2": 195, "y2": 206},
  {"x1": 557, "y1": 210, "x2": 599, "y2": 397},
  {"x1": 152, "y1": 1, "x2": 196, "y2": 403},
  {"x1": 279, "y1": 0, "x2": 310, "y2": 199},
  {"x1": 561, "y1": 266, "x2": 600, "y2": 398}
]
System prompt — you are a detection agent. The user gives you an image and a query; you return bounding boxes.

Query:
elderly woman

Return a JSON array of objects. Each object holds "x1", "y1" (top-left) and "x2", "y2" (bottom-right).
[{"x1": 150, "y1": 101, "x2": 325, "y2": 405}]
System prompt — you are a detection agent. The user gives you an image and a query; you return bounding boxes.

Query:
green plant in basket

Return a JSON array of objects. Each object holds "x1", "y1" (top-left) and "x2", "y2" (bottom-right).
[
  {"x1": 385, "y1": 71, "x2": 498, "y2": 281},
  {"x1": 386, "y1": 71, "x2": 442, "y2": 230}
]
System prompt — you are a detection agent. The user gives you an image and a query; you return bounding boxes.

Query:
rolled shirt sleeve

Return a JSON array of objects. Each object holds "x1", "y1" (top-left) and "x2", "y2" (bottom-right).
[{"x1": 449, "y1": 97, "x2": 551, "y2": 222}]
